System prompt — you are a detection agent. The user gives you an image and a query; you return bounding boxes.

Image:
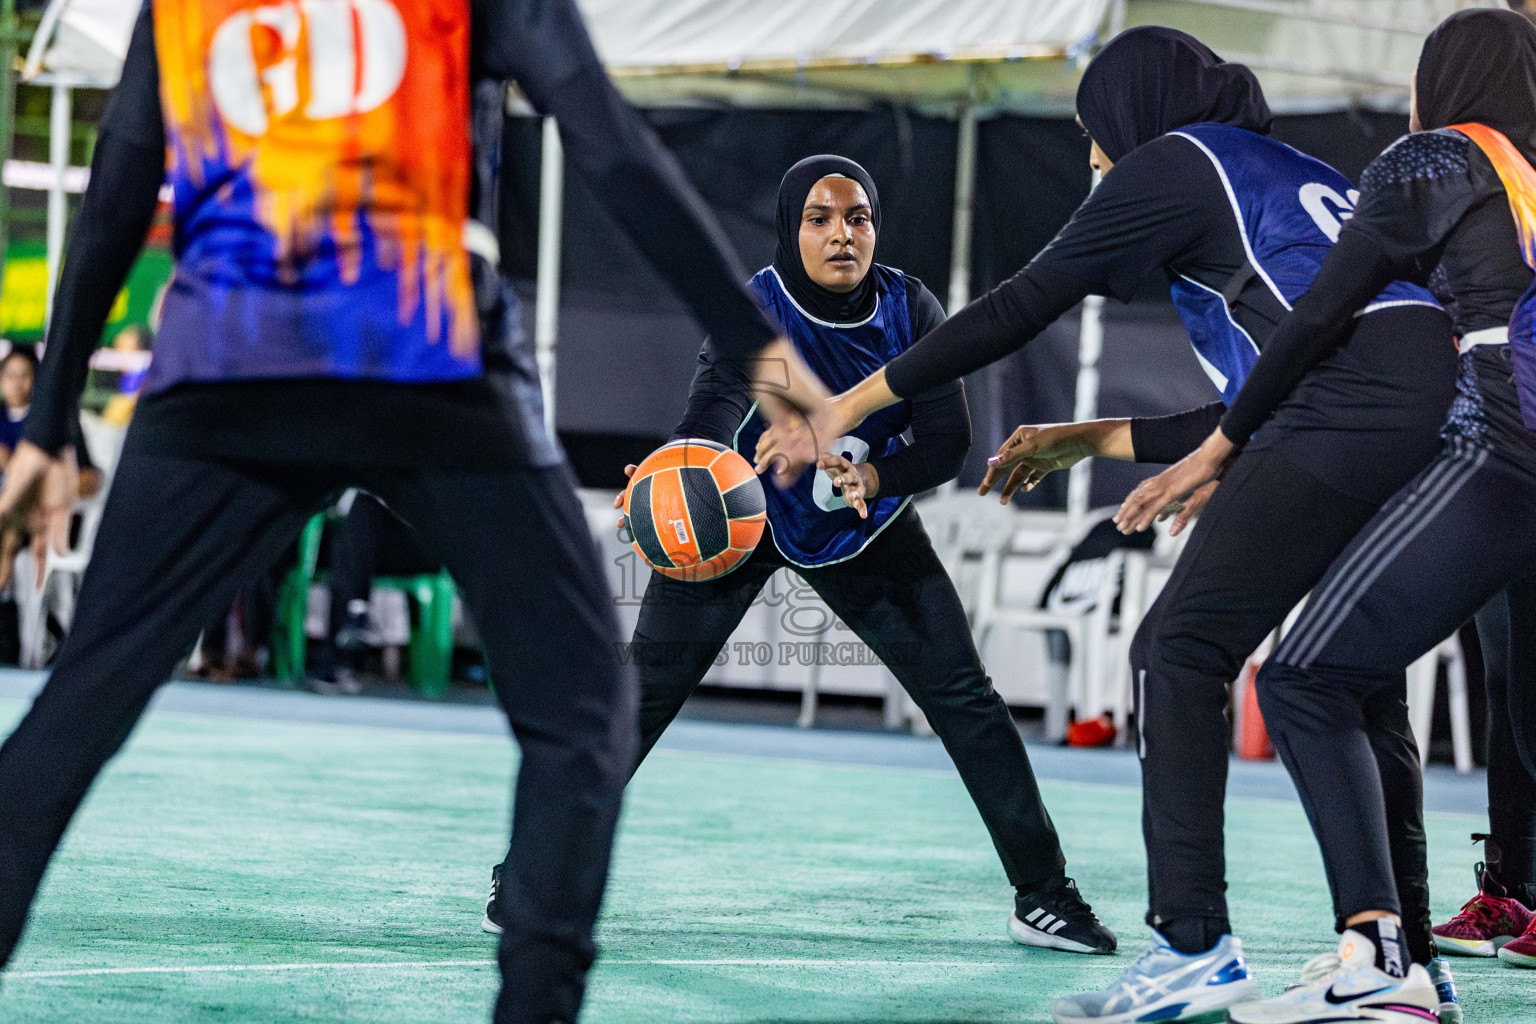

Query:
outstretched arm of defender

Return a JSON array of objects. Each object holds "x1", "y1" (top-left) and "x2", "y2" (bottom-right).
[{"x1": 979, "y1": 419, "x2": 1134, "y2": 503}]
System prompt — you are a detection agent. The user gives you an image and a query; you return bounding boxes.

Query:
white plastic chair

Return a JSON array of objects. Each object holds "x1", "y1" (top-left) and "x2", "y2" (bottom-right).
[
  {"x1": 1407, "y1": 633, "x2": 1475, "y2": 774},
  {"x1": 965, "y1": 504, "x2": 1121, "y2": 742}
]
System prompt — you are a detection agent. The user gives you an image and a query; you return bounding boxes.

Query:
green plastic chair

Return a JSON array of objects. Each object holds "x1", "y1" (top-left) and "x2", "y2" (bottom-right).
[{"x1": 271, "y1": 512, "x2": 458, "y2": 698}]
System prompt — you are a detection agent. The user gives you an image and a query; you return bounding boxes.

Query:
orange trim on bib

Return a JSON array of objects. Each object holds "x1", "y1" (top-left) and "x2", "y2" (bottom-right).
[{"x1": 1451, "y1": 123, "x2": 1536, "y2": 269}]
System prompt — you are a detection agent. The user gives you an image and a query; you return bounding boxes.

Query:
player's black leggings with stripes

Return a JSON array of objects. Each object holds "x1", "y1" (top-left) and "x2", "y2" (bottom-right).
[
  {"x1": 1129, "y1": 433, "x2": 1441, "y2": 961},
  {"x1": 620, "y1": 505, "x2": 1068, "y2": 889},
  {"x1": 1259, "y1": 433, "x2": 1536, "y2": 926},
  {"x1": 0, "y1": 430, "x2": 634, "y2": 1024}
]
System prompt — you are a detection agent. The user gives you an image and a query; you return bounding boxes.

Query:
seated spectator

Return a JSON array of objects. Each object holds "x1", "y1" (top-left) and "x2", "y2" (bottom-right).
[
  {"x1": 0, "y1": 347, "x2": 103, "y2": 593},
  {"x1": 101, "y1": 325, "x2": 153, "y2": 427},
  {"x1": 0, "y1": 347, "x2": 37, "y2": 466},
  {"x1": 0, "y1": 348, "x2": 105, "y2": 663}
]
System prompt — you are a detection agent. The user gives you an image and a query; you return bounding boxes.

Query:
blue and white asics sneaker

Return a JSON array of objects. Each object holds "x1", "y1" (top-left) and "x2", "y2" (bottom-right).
[
  {"x1": 1228, "y1": 929, "x2": 1439, "y2": 1024},
  {"x1": 1050, "y1": 932, "x2": 1259, "y2": 1024},
  {"x1": 1425, "y1": 958, "x2": 1462, "y2": 1024}
]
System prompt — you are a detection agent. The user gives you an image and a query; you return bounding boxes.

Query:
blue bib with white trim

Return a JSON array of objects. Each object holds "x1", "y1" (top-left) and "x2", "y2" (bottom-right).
[
  {"x1": 1168, "y1": 123, "x2": 1437, "y2": 402},
  {"x1": 735, "y1": 265, "x2": 914, "y2": 567}
]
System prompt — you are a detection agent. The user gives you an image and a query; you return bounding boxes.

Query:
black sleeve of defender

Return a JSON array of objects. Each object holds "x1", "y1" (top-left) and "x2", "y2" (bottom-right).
[
  {"x1": 670, "y1": 339, "x2": 757, "y2": 446},
  {"x1": 866, "y1": 278, "x2": 970, "y2": 495},
  {"x1": 865, "y1": 382, "x2": 971, "y2": 498},
  {"x1": 472, "y1": 0, "x2": 779, "y2": 360},
  {"x1": 904, "y1": 274, "x2": 950, "y2": 339},
  {"x1": 1130, "y1": 402, "x2": 1228, "y2": 464},
  {"x1": 883, "y1": 136, "x2": 1217, "y2": 398},
  {"x1": 26, "y1": 1, "x2": 164, "y2": 455}
]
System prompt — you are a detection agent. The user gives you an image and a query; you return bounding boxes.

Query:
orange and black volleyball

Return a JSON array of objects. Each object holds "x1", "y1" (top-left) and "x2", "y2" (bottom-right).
[{"x1": 623, "y1": 439, "x2": 766, "y2": 582}]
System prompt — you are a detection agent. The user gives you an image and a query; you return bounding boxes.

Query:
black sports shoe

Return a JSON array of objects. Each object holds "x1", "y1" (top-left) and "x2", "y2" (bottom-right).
[
  {"x1": 1009, "y1": 876, "x2": 1117, "y2": 954},
  {"x1": 482, "y1": 864, "x2": 506, "y2": 935}
]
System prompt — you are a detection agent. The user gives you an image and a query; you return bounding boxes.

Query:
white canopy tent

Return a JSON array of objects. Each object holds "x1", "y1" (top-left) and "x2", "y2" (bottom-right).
[
  {"x1": 583, "y1": 0, "x2": 1500, "y2": 111},
  {"x1": 23, "y1": 0, "x2": 136, "y2": 88},
  {"x1": 8, "y1": 0, "x2": 1511, "y2": 518}
]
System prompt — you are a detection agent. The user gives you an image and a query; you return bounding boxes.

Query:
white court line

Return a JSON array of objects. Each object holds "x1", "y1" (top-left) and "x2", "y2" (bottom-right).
[
  {"x1": 6, "y1": 958, "x2": 1031, "y2": 980},
  {"x1": 6, "y1": 960, "x2": 493, "y2": 980},
  {"x1": 625, "y1": 960, "x2": 1024, "y2": 967}
]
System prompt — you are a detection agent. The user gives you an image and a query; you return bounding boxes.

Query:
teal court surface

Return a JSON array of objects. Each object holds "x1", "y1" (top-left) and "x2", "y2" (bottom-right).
[{"x1": 0, "y1": 671, "x2": 1528, "y2": 1023}]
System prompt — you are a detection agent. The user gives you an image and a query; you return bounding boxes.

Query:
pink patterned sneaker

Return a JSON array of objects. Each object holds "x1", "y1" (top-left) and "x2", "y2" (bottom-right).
[
  {"x1": 1433, "y1": 868, "x2": 1534, "y2": 957},
  {"x1": 1499, "y1": 914, "x2": 1536, "y2": 968}
]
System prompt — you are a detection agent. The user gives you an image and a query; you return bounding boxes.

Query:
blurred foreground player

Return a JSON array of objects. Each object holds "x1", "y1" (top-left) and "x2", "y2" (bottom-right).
[
  {"x1": 0, "y1": 2, "x2": 833, "y2": 1022},
  {"x1": 483, "y1": 155, "x2": 1116, "y2": 955}
]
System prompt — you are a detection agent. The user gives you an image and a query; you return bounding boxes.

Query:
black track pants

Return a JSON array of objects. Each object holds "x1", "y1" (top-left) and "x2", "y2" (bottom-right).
[
  {"x1": 1475, "y1": 587, "x2": 1536, "y2": 903},
  {"x1": 1259, "y1": 438, "x2": 1536, "y2": 927},
  {"x1": 1132, "y1": 442, "x2": 1434, "y2": 959},
  {"x1": 0, "y1": 429, "x2": 636, "y2": 1024},
  {"x1": 624, "y1": 507, "x2": 1068, "y2": 889}
]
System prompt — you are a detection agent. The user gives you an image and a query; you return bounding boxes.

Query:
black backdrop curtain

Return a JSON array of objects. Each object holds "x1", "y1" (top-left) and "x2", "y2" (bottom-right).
[{"x1": 502, "y1": 107, "x2": 1410, "y2": 501}]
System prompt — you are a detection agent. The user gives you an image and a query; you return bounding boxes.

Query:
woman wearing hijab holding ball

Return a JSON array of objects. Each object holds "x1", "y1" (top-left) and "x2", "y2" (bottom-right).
[{"x1": 482, "y1": 155, "x2": 1117, "y2": 956}]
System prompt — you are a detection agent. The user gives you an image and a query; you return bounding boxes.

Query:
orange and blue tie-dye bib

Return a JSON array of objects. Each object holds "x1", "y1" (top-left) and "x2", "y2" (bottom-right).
[{"x1": 148, "y1": 0, "x2": 481, "y2": 391}]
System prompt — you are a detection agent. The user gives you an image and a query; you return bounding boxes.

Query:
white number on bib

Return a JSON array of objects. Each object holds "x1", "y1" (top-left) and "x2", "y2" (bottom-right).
[
  {"x1": 812, "y1": 435, "x2": 872, "y2": 512},
  {"x1": 210, "y1": 0, "x2": 408, "y2": 138},
  {"x1": 1299, "y1": 182, "x2": 1361, "y2": 243}
]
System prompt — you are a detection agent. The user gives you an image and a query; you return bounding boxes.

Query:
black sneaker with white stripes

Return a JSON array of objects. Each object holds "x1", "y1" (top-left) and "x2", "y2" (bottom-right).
[
  {"x1": 1009, "y1": 876, "x2": 1117, "y2": 954},
  {"x1": 482, "y1": 864, "x2": 506, "y2": 935}
]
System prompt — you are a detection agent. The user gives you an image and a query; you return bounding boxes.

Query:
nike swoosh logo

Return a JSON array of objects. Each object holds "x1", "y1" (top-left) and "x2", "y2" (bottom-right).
[{"x1": 1325, "y1": 985, "x2": 1389, "y2": 1004}]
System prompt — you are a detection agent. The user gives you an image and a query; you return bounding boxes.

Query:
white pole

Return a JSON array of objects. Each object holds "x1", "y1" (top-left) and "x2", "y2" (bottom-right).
[
  {"x1": 534, "y1": 115, "x2": 564, "y2": 436},
  {"x1": 943, "y1": 105, "x2": 981, "y2": 495},
  {"x1": 1065, "y1": 170, "x2": 1105, "y2": 534},
  {"x1": 946, "y1": 105, "x2": 979, "y2": 315},
  {"x1": 43, "y1": 81, "x2": 70, "y2": 325}
]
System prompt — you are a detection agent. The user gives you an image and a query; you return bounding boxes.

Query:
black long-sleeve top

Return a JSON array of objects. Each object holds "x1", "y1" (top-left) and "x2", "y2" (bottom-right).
[
  {"x1": 1222, "y1": 130, "x2": 1532, "y2": 447},
  {"x1": 676, "y1": 277, "x2": 970, "y2": 497},
  {"x1": 879, "y1": 133, "x2": 1453, "y2": 484},
  {"x1": 28, "y1": 0, "x2": 779, "y2": 465}
]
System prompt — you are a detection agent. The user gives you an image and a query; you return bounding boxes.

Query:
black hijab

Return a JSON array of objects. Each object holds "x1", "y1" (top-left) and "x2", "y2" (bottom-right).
[
  {"x1": 1416, "y1": 8, "x2": 1536, "y2": 162},
  {"x1": 1076, "y1": 26, "x2": 1272, "y2": 164},
  {"x1": 772, "y1": 155, "x2": 882, "y2": 323}
]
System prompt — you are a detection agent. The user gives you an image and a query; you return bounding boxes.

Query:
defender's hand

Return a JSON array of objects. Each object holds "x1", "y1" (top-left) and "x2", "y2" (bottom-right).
[
  {"x1": 817, "y1": 453, "x2": 878, "y2": 520},
  {"x1": 1158, "y1": 480, "x2": 1219, "y2": 536},
  {"x1": 612, "y1": 463, "x2": 638, "y2": 529},
  {"x1": 978, "y1": 423, "x2": 1096, "y2": 504},
  {"x1": 749, "y1": 338, "x2": 836, "y2": 486},
  {"x1": 1115, "y1": 430, "x2": 1237, "y2": 534}
]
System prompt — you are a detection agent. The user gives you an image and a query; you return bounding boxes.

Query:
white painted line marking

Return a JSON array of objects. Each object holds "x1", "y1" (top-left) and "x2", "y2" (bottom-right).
[
  {"x1": 6, "y1": 960, "x2": 493, "y2": 980},
  {"x1": 6, "y1": 958, "x2": 1033, "y2": 980},
  {"x1": 630, "y1": 960, "x2": 1024, "y2": 967}
]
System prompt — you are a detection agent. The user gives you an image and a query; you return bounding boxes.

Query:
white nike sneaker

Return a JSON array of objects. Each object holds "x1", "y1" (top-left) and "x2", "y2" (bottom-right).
[
  {"x1": 1050, "y1": 931, "x2": 1258, "y2": 1024},
  {"x1": 1228, "y1": 929, "x2": 1439, "y2": 1024}
]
